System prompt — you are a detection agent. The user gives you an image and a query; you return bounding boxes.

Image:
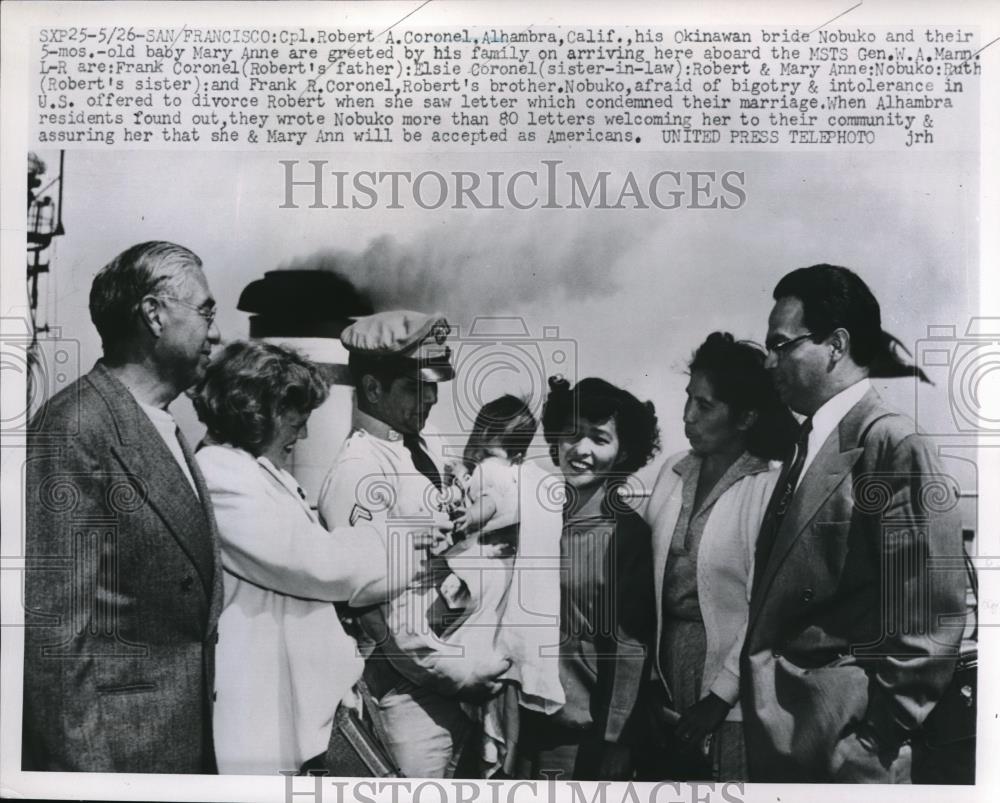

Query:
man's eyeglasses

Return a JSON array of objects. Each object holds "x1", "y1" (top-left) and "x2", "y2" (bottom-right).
[
  {"x1": 766, "y1": 332, "x2": 814, "y2": 357},
  {"x1": 156, "y1": 295, "x2": 217, "y2": 325}
]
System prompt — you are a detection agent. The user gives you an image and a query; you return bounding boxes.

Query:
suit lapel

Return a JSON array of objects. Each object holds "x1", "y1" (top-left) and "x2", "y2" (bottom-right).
[
  {"x1": 748, "y1": 389, "x2": 883, "y2": 627},
  {"x1": 87, "y1": 364, "x2": 216, "y2": 599}
]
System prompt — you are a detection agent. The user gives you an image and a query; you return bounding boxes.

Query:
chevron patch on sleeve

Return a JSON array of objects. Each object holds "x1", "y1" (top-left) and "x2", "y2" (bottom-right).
[{"x1": 349, "y1": 504, "x2": 373, "y2": 527}]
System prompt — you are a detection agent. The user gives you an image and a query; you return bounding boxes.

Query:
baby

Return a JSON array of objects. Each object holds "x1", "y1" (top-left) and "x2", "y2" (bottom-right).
[{"x1": 441, "y1": 395, "x2": 564, "y2": 776}]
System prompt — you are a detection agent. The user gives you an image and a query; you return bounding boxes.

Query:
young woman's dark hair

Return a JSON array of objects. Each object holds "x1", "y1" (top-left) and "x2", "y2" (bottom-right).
[
  {"x1": 542, "y1": 376, "x2": 660, "y2": 475},
  {"x1": 688, "y1": 332, "x2": 798, "y2": 460}
]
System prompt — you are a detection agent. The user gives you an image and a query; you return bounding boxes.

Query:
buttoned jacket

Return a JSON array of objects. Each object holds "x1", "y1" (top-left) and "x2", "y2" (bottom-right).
[
  {"x1": 740, "y1": 389, "x2": 965, "y2": 782},
  {"x1": 23, "y1": 362, "x2": 223, "y2": 773}
]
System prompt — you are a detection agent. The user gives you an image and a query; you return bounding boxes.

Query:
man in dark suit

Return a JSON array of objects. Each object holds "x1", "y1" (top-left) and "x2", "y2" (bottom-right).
[
  {"x1": 740, "y1": 264, "x2": 966, "y2": 782},
  {"x1": 23, "y1": 241, "x2": 223, "y2": 773}
]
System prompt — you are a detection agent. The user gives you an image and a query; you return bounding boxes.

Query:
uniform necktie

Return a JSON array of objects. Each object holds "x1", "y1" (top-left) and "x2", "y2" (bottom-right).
[
  {"x1": 753, "y1": 417, "x2": 813, "y2": 584},
  {"x1": 403, "y1": 433, "x2": 443, "y2": 491}
]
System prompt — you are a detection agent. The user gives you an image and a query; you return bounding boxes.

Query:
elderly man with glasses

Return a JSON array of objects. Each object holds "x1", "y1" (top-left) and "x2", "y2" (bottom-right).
[{"x1": 23, "y1": 241, "x2": 224, "y2": 773}]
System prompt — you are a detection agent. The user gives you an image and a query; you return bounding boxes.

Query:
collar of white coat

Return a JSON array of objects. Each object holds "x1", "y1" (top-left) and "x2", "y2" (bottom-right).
[{"x1": 255, "y1": 454, "x2": 316, "y2": 520}]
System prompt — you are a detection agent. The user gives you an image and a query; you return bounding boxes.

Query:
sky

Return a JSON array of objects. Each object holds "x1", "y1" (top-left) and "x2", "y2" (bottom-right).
[
  {"x1": 20, "y1": 147, "x2": 980, "y2": 498},
  {"x1": 2, "y1": 2, "x2": 994, "y2": 798}
]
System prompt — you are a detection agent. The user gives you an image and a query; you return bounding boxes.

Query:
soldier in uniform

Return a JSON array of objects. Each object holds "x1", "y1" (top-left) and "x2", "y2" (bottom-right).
[{"x1": 318, "y1": 310, "x2": 510, "y2": 778}]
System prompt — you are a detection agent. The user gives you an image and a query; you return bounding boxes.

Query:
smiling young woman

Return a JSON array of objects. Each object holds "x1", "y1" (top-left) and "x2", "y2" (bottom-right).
[{"x1": 514, "y1": 376, "x2": 660, "y2": 781}]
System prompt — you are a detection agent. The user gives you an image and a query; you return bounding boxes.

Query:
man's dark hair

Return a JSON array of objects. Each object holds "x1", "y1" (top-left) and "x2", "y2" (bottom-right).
[
  {"x1": 348, "y1": 353, "x2": 406, "y2": 397},
  {"x1": 774, "y1": 264, "x2": 929, "y2": 382}
]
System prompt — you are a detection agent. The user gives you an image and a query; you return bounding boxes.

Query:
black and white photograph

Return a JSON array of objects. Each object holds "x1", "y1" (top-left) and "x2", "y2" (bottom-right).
[{"x1": 1, "y1": 2, "x2": 996, "y2": 802}]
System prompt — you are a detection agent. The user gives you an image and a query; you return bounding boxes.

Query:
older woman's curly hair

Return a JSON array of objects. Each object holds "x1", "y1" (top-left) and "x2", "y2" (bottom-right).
[
  {"x1": 542, "y1": 376, "x2": 660, "y2": 475},
  {"x1": 194, "y1": 340, "x2": 329, "y2": 454}
]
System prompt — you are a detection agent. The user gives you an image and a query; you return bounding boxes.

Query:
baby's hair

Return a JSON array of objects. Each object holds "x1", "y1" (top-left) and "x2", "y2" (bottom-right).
[{"x1": 463, "y1": 394, "x2": 538, "y2": 470}]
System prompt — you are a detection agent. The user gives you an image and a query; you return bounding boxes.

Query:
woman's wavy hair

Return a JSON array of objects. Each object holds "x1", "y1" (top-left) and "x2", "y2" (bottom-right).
[
  {"x1": 194, "y1": 340, "x2": 329, "y2": 454},
  {"x1": 541, "y1": 376, "x2": 660, "y2": 475},
  {"x1": 688, "y1": 332, "x2": 798, "y2": 460}
]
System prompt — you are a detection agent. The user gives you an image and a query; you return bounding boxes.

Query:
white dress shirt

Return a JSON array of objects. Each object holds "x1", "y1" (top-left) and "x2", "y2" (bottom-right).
[
  {"x1": 797, "y1": 378, "x2": 871, "y2": 487},
  {"x1": 134, "y1": 398, "x2": 198, "y2": 494}
]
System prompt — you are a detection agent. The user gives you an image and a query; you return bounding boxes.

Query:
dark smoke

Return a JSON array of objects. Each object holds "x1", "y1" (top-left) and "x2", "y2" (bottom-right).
[{"x1": 278, "y1": 215, "x2": 647, "y2": 324}]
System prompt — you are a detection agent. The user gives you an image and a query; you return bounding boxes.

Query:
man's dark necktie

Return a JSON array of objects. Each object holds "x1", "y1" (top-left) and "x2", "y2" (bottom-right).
[
  {"x1": 403, "y1": 434, "x2": 443, "y2": 490},
  {"x1": 753, "y1": 417, "x2": 813, "y2": 584},
  {"x1": 403, "y1": 433, "x2": 468, "y2": 634}
]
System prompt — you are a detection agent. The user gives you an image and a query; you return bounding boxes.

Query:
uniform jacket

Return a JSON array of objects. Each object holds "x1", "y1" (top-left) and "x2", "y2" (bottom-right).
[
  {"x1": 317, "y1": 410, "x2": 494, "y2": 695},
  {"x1": 646, "y1": 451, "x2": 779, "y2": 720},
  {"x1": 22, "y1": 362, "x2": 224, "y2": 773},
  {"x1": 197, "y1": 443, "x2": 400, "y2": 774},
  {"x1": 740, "y1": 388, "x2": 965, "y2": 782}
]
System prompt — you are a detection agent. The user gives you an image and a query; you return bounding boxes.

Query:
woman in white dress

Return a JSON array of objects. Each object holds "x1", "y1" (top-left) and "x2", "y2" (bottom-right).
[{"x1": 194, "y1": 340, "x2": 441, "y2": 775}]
